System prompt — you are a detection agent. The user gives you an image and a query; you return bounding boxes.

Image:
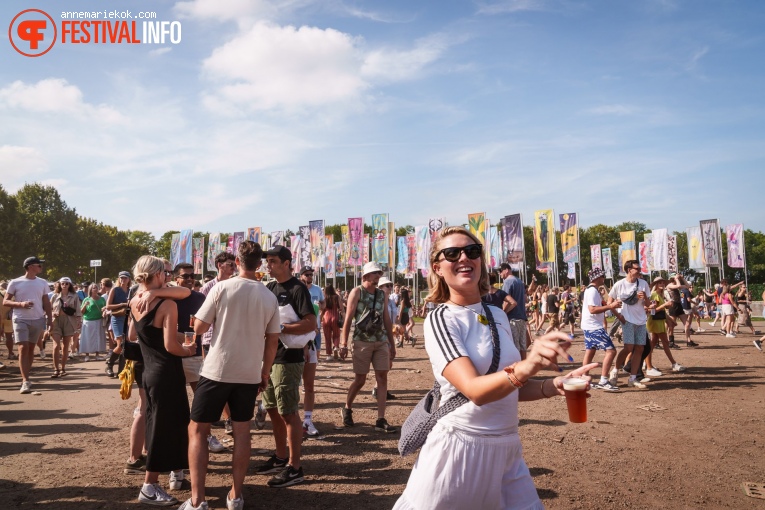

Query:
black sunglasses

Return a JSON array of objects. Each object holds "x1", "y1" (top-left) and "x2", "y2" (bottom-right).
[
  {"x1": 177, "y1": 274, "x2": 195, "y2": 280},
  {"x1": 435, "y1": 243, "x2": 483, "y2": 262}
]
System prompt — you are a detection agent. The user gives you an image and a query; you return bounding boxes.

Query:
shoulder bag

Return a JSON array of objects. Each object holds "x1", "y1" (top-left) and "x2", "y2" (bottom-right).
[
  {"x1": 398, "y1": 302, "x2": 501, "y2": 457},
  {"x1": 355, "y1": 287, "x2": 382, "y2": 336}
]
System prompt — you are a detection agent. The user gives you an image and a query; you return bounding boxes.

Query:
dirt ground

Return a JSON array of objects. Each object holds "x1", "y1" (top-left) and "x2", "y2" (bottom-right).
[{"x1": 1, "y1": 320, "x2": 764, "y2": 510}]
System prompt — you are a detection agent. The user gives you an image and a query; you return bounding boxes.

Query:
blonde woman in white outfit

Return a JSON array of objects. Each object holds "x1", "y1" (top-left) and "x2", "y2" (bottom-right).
[{"x1": 394, "y1": 227, "x2": 596, "y2": 510}]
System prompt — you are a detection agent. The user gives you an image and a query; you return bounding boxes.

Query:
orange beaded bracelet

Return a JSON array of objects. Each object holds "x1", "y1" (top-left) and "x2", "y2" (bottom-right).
[{"x1": 503, "y1": 362, "x2": 526, "y2": 388}]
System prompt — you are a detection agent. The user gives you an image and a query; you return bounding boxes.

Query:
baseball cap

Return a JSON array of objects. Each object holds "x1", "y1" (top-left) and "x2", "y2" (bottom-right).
[
  {"x1": 59, "y1": 277, "x2": 73, "y2": 284},
  {"x1": 118, "y1": 271, "x2": 131, "y2": 279},
  {"x1": 300, "y1": 266, "x2": 314, "y2": 275},
  {"x1": 23, "y1": 256, "x2": 45, "y2": 268},
  {"x1": 265, "y1": 245, "x2": 292, "y2": 262},
  {"x1": 362, "y1": 261, "x2": 383, "y2": 276}
]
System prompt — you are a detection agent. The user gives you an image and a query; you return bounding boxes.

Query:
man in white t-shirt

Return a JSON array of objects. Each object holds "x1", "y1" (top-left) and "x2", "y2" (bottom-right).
[
  {"x1": 185, "y1": 241, "x2": 281, "y2": 510},
  {"x1": 581, "y1": 268, "x2": 622, "y2": 392},
  {"x1": 608, "y1": 259, "x2": 654, "y2": 390},
  {"x1": 3, "y1": 257, "x2": 52, "y2": 394}
]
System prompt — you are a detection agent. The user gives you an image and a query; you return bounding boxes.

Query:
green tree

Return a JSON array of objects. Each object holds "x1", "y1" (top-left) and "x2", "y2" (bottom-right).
[{"x1": 0, "y1": 184, "x2": 25, "y2": 279}]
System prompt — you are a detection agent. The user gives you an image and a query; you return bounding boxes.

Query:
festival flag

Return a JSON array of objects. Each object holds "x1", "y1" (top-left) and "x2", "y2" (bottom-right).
[
  {"x1": 725, "y1": 224, "x2": 745, "y2": 268},
  {"x1": 428, "y1": 217, "x2": 446, "y2": 243},
  {"x1": 340, "y1": 225, "x2": 350, "y2": 264},
  {"x1": 261, "y1": 233, "x2": 271, "y2": 251},
  {"x1": 397, "y1": 236, "x2": 408, "y2": 274},
  {"x1": 534, "y1": 210, "x2": 555, "y2": 263},
  {"x1": 247, "y1": 227, "x2": 261, "y2": 244},
  {"x1": 602, "y1": 248, "x2": 614, "y2": 279},
  {"x1": 335, "y1": 242, "x2": 346, "y2": 277},
  {"x1": 225, "y1": 236, "x2": 233, "y2": 254},
  {"x1": 388, "y1": 222, "x2": 396, "y2": 268},
  {"x1": 590, "y1": 244, "x2": 602, "y2": 271},
  {"x1": 271, "y1": 231, "x2": 284, "y2": 247},
  {"x1": 651, "y1": 228, "x2": 668, "y2": 271},
  {"x1": 700, "y1": 219, "x2": 722, "y2": 268},
  {"x1": 619, "y1": 230, "x2": 636, "y2": 262},
  {"x1": 618, "y1": 245, "x2": 626, "y2": 276},
  {"x1": 325, "y1": 236, "x2": 335, "y2": 277},
  {"x1": 179, "y1": 229, "x2": 193, "y2": 265},
  {"x1": 639, "y1": 242, "x2": 649, "y2": 274},
  {"x1": 348, "y1": 218, "x2": 363, "y2": 267},
  {"x1": 362, "y1": 234, "x2": 370, "y2": 264},
  {"x1": 644, "y1": 233, "x2": 654, "y2": 271},
  {"x1": 468, "y1": 212, "x2": 487, "y2": 246},
  {"x1": 193, "y1": 238, "x2": 204, "y2": 274},
  {"x1": 309, "y1": 220, "x2": 325, "y2": 269},
  {"x1": 415, "y1": 226, "x2": 431, "y2": 271},
  {"x1": 567, "y1": 263, "x2": 576, "y2": 280},
  {"x1": 668, "y1": 235, "x2": 678, "y2": 273},
  {"x1": 559, "y1": 213, "x2": 579, "y2": 263},
  {"x1": 290, "y1": 235, "x2": 301, "y2": 273},
  {"x1": 686, "y1": 226, "x2": 705, "y2": 269},
  {"x1": 406, "y1": 234, "x2": 417, "y2": 278},
  {"x1": 489, "y1": 225, "x2": 500, "y2": 269},
  {"x1": 502, "y1": 214, "x2": 525, "y2": 267},
  {"x1": 171, "y1": 233, "x2": 181, "y2": 268},
  {"x1": 299, "y1": 225, "x2": 311, "y2": 271},
  {"x1": 207, "y1": 233, "x2": 221, "y2": 273},
  {"x1": 232, "y1": 232, "x2": 244, "y2": 255},
  {"x1": 371, "y1": 214, "x2": 388, "y2": 265}
]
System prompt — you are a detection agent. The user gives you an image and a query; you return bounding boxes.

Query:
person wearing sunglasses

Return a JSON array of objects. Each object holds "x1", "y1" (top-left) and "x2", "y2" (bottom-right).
[
  {"x1": 49, "y1": 277, "x2": 82, "y2": 378},
  {"x1": 607, "y1": 260, "x2": 653, "y2": 389},
  {"x1": 394, "y1": 227, "x2": 595, "y2": 510},
  {"x1": 3, "y1": 257, "x2": 52, "y2": 394}
]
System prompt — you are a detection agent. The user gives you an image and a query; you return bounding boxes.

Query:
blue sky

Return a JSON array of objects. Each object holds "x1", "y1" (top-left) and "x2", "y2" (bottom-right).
[{"x1": 1, "y1": 0, "x2": 763, "y2": 237}]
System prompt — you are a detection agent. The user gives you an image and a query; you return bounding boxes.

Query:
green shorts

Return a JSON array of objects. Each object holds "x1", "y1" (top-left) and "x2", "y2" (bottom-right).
[{"x1": 262, "y1": 362, "x2": 304, "y2": 416}]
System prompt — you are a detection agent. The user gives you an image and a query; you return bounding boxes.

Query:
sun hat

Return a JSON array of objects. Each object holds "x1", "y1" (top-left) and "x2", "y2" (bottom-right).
[
  {"x1": 362, "y1": 261, "x2": 383, "y2": 276},
  {"x1": 588, "y1": 267, "x2": 605, "y2": 281},
  {"x1": 652, "y1": 276, "x2": 667, "y2": 285},
  {"x1": 378, "y1": 277, "x2": 393, "y2": 287}
]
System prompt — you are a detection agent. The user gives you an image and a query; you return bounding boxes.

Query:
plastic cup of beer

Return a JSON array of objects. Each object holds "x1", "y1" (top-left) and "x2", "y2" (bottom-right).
[
  {"x1": 562, "y1": 377, "x2": 588, "y2": 423},
  {"x1": 183, "y1": 332, "x2": 195, "y2": 346}
]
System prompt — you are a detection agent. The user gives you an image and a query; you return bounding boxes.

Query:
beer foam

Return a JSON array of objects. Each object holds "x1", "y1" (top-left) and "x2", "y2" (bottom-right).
[{"x1": 562, "y1": 377, "x2": 587, "y2": 391}]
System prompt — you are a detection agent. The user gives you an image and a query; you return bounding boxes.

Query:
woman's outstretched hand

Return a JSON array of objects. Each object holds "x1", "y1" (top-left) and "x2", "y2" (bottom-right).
[
  {"x1": 551, "y1": 363, "x2": 600, "y2": 396},
  {"x1": 514, "y1": 332, "x2": 574, "y2": 380}
]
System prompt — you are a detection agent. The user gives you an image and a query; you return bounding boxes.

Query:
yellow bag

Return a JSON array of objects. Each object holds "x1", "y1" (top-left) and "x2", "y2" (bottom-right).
[{"x1": 119, "y1": 360, "x2": 135, "y2": 400}]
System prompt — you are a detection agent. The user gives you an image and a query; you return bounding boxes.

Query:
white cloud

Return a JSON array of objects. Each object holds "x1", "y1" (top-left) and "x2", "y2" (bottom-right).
[
  {"x1": 362, "y1": 33, "x2": 452, "y2": 82},
  {"x1": 685, "y1": 46, "x2": 709, "y2": 71},
  {"x1": 586, "y1": 104, "x2": 636, "y2": 116},
  {"x1": 476, "y1": 0, "x2": 549, "y2": 15},
  {"x1": 149, "y1": 47, "x2": 173, "y2": 57},
  {"x1": 0, "y1": 146, "x2": 48, "y2": 190},
  {"x1": 0, "y1": 79, "x2": 124, "y2": 123},
  {"x1": 174, "y1": 0, "x2": 314, "y2": 26}
]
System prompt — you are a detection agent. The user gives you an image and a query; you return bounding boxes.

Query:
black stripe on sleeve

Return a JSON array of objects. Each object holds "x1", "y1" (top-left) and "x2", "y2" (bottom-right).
[{"x1": 432, "y1": 305, "x2": 463, "y2": 362}]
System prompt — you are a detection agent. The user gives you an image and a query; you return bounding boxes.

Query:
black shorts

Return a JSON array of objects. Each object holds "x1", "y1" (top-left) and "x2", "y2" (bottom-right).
[
  {"x1": 190, "y1": 376, "x2": 259, "y2": 423},
  {"x1": 400, "y1": 314, "x2": 410, "y2": 326},
  {"x1": 668, "y1": 302, "x2": 685, "y2": 318}
]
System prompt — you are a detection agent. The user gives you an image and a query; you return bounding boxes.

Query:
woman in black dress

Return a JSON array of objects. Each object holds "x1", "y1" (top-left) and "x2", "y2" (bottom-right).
[{"x1": 128, "y1": 255, "x2": 195, "y2": 506}]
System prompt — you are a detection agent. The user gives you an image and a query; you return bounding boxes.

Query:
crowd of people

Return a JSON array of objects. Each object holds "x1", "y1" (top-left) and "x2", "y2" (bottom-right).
[{"x1": 1, "y1": 242, "x2": 763, "y2": 508}]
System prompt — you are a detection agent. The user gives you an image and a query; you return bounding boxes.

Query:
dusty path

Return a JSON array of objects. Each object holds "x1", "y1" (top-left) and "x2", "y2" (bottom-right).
[{"x1": 1, "y1": 321, "x2": 764, "y2": 509}]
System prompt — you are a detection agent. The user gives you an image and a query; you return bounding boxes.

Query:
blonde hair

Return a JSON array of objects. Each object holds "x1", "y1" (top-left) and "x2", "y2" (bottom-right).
[
  {"x1": 132, "y1": 255, "x2": 165, "y2": 285},
  {"x1": 425, "y1": 226, "x2": 490, "y2": 304}
]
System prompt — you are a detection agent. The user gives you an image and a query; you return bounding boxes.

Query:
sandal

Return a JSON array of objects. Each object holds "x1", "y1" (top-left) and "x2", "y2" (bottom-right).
[
  {"x1": 686, "y1": 341, "x2": 699, "y2": 347},
  {"x1": 50, "y1": 371, "x2": 60, "y2": 378},
  {"x1": 60, "y1": 370, "x2": 68, "y2": 377}
]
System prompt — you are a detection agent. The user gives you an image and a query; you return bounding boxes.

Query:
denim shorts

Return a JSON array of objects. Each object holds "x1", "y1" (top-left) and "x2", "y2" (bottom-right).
[{"x1": 622, "y1": 321, "x2": 647, "y2": 346}]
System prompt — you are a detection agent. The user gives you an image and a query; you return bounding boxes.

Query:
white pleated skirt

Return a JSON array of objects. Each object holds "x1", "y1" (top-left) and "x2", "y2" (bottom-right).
[
  {"x1": 393, "y1": 422, "x2": 544, "y2": 510},
  {"x1": 79, "y1": 318, "x2": 105, "y2": 354}
]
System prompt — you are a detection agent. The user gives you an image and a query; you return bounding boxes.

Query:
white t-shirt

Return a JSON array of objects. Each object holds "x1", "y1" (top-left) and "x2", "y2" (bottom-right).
[
  {"x1": 195, "y1": 277, "x2": 281, "y2": 384},
  {"x1": 580, "y1": 286, "x2": 605, "y2": 331},
  {"x1": 7, "y1": 276, "x2": 49, "y2": 320},
  {"x1": 608, "y1": 278, "x2": 650, "y2": 325},
  {"x1": 425, "y1": 302, "x2": 521, "y2": 435}
]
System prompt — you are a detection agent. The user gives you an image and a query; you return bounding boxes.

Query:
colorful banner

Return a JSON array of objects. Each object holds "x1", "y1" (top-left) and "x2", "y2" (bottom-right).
[
  {"x1": 686, "y1": 226, "x2": 705, "y2": 270},
  {"x1": 668, "y1": 235, "x2": 678, "y2": 273},
  {"x1": 207, "y1": 233, "x2": 221, "y2": 273},
  {"x1": 590, "y1": 244, "x2": 602, "y2": 271},
  {"x1": 324, "y1": 236, "x2": 335, "y2": 277},
  {"x1": 468, "y1": 212, "x2": 487, "y2": 248},
  {"x1": 179, "y1": 229, "x2": 193, "y2": 265},
  {"x1": 532, "y1": 226, "x2": 551, "y2": 272},
  {"x1": 171, "y1": 233, "x2": 181, "y2": 268},
  {"x1": 340, "y1": 225, "x2": 350, "y2": 265},
  {"x1": 362, "y1": 234, "x2": 370, "y2": 264},
  {"x1": 726, "y1": 224, "x2": 744, "y2": 268},
  {"x1": 618, "y1": 245, "x2": 626, "y2": 276},
  {"x1": 534, "y1": 210, "x2": 555, "y2": 263},
  {"x1": 567, "y1": 263, "x2": 576, "y2": 280},
  {"x1": 397, "y1": 236, "x2": 408, "y2": 274},
  {"x1": 502, "y1": 214, "x2": 524, "y2": 266},
  {"x1": 651, "y1": 228, "x2": 668, "y2": 271},
  {"x1": 261, "y1": 233, "x2": 271, "y2": 251},
  {"x1": 334, "y1": 242, "x2": 346, "y2": 277},
  {"x1": 602, "y1": 247, "x2": 613, "y2": 279},
  {"x1": 371, "y1": 213, "x2": 388, "y2": 265},
  {"x1": 415, "y1": 225, "x2": 431, "y2": 270},
  {"x1": 644, "y1": 233, "x2": 654, "y2": 272},
  {"x1": 225, "y1": 235, "x2": 233, "y2": 254},
  {"x1": 246, "y1": 227, "x2": 261, "y2": 244},
  {"x1": 619, "y1": 230, "x2": 636, "y2": 263},
  {"x1": 193, "y1": 238, "x2": 204, "y2": 274},
  {"x1": 489, "y1": 225, "x2": 500, "y2": 269},
  {"x1": 290, "y1": 235, "x2": 301, "y2": 273},
  {"x1": 700, "y1": 219, "x2": 722, "y2": 268},
  {"x1": 232, "y1": 231, "x2": 244, "y2": 255},
  {"x1": 309, "y1": 220, "x2": 325, "y2": 269},
  {"x1": 428, "y1": 217, "x2": 446, "y2": 243},
  {"x1": 559, "y1": 213, "x2": 579, "y2": 263},
  {"x1": 298, "y1": 225, "x2": 311, "y2": 271},
  {"x1": 639, "y1": 241, "x2": 649, "y2": 274},
  {"x1": 348, "y1": 218, "x2": 363, "y2": 267},
  {"x1": 270, "y1": 230, "x2": 284, "y2": 247},
  {"x1": 388, "y1": 221, "x2": 396, "y2": 268},
  {"x1": 406, "y1": 234, "x2": 417, "y2": 277}
]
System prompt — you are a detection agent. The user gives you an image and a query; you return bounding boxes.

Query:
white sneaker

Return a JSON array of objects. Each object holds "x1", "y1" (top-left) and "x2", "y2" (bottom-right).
[
  {"x1": 20, "y1": 381, "x2": 32, "y2": 394},
  {"x1": 226, "y1": 494, "x2": 244, "y2": 510},
  {"x1": 208, "y1": 435, "x2": 226, "y2": 453},
  {"x1": 645, "y1": 368, "x2": 663, "y2": 377},
  {"x1": 39, "y1": 350, "x2": 46, "y2": 360},
  {"x1": 725, "y1": 333, "x2": 735, "y2": 338},
  {"x1": 608, "y1": 367, "x2": 619, "y2": 387},
  {"x1": 303, "y1": 419, "x2": 320, "y2": 437},
  {"x1": 672, "y1": 363, "x2": 686, "y2": 372},
  {"x1": 627, "y1": 379, "x2": 648, "y2": 389},
  {"x1": 640, "y1": 377, "x2": 652, "y2": 383},
  {"x1": 138, "y1": 482, "x2": 178, "y2": 506},
  {"x1": 169, "y1": 470, "x2": 184, "y2": 490},
  {"x1": 696, "y1": 328, "x2": 706, "y2": 332},
  {"x1": 179, "y1": 499, "x2": 209, "y2": 510},
  {"x1": 84, "y1": 355, "x2": 90, "y2": 362}
]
